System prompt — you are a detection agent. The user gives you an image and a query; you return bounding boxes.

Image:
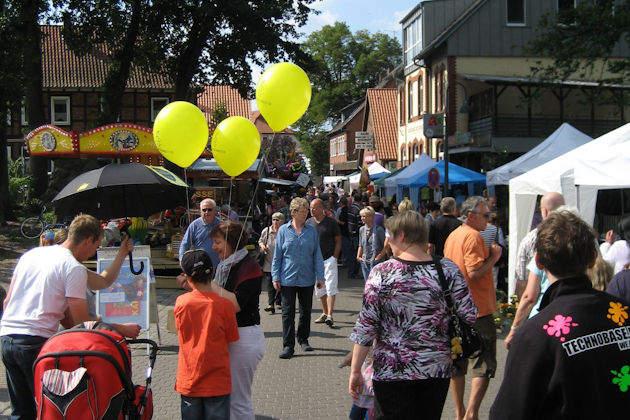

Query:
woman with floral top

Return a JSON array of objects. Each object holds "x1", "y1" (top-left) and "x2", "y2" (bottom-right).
[{"x1": 349, "y1": 210, "x2": 477, "y2": 420}]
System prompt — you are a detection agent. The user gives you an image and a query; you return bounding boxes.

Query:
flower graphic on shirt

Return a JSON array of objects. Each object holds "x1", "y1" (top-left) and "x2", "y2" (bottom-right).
[
  {"x1": 611, "y1": 365, "x2": 630, "y2": 392},
  {"x1": 543, "y1": 314, "x2": 578, "y2": 342},
  {"x1": 607, "y1": 302, "x2": 629, "y2": 326}
]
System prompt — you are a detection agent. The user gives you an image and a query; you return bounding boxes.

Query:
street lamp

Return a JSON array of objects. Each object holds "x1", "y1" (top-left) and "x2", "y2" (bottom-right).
[{"x1": 443, "y1": 82, "x2": 470, "y2": 196}]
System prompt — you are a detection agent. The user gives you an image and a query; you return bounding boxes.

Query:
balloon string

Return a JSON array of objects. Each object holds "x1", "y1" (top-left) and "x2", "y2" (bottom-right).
[
  {"x1": 222, "y1": 129, "x2": 279, "y2": 280},
  {"x1": 183, "y1": 168, "x2": 193, "y2": 250}
]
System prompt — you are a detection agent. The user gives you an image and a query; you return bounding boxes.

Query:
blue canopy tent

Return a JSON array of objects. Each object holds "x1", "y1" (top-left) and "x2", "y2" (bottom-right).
[
  {"x1": 398, "y1": 160, "x2": 486, "y2": 207},
  {"x1": 383, "y1": 154, "x2": 435, "y2": 200}
]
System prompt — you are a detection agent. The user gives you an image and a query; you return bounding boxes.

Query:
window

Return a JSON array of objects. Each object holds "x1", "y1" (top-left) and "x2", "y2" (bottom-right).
[
  {"x1": 417, "y1": 76, "x2": 423, "y2": 115},
  {"x1": 151, "y1": 97, "x2": 169, "y2": 121},
  {"x1": 507, "y1": 0, "x2": 525, "y2": 25},
  {"x1": 338, "y1": 137, "x2": 345, "y2": 156},
  {"x1": 399, "y1": 87, "x2": 405, "y2": 124},
  {"x1": 330, "y1": 138, "x2": 336, "y2": 157},
  {"x1": 50, "y1": 96, "x2": 70, "y2": 125},
  {"x1": 404, "y1": 13, "x2": 422, "y2": 67},
  {"x1": 6, "y1": 109, "x2": 10, "y2": 126},
  {"x1": 436, "y1": 73, "x2": 442, "y2": 111},
  {"x1": 21, "y1": 99, "x2": 28, "y2": 126},
  {"x1": 407, "y1": 81, "x2": 414, "y2": 121}
]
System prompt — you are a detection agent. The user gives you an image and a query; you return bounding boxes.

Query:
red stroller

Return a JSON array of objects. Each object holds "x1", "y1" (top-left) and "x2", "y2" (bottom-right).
[{"x1": 33, "y1": 324, "x2": 158, "y2": 419}]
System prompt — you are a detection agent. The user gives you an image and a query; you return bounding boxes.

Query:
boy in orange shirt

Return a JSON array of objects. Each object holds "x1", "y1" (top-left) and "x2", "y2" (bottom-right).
[{"x1": 175, "y1": 250, "x2": 239, "y2": 420}]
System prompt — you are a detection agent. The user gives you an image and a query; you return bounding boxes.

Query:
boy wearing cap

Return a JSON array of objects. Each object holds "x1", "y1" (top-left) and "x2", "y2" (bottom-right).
[{"x1": 175, "y1": 250, "x2": 239, "y2": 420}]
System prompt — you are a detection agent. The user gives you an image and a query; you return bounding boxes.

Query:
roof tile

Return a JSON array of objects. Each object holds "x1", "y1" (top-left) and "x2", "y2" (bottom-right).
[
  {"x1": 197, "y1": 85, "x2": 252, "y2": 124},
  {"x1": 42, "y1": 25, "x2": 172, "y2": 89},
  {"x1": 366, "y1": 88, "x2": 398, "y2": 160}
]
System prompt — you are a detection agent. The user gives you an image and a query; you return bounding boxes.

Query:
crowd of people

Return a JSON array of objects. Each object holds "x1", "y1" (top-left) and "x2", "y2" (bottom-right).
[{"x1": 2, "y1": 184, "x2": 630, "y2": 420}]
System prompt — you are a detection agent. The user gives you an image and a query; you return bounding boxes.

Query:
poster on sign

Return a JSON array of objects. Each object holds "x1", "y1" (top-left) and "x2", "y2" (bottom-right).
[{"x1": 96, "y1": 245, "x2": 151, "y2": 329}]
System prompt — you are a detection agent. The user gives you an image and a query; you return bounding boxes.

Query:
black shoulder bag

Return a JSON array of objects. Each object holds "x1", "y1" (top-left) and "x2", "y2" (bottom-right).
[{"x1": 433, "y1": 256, "x2": 482, "y2": 360}]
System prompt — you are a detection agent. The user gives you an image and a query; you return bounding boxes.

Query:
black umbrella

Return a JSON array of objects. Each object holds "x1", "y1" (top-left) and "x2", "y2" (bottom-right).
[{"x1": 53, "y1": 163, "x2": 192, "y2": 274}]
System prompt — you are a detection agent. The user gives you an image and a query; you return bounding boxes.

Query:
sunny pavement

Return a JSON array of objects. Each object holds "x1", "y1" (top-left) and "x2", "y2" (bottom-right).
[{"x1": 0, "y1": 267, "x2": 507, "y2": 420}]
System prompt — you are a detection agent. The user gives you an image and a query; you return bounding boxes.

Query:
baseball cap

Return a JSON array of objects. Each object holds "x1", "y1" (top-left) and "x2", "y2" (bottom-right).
[{"x1": 181, "y1": 249, "x2": 213, "y2": 281}]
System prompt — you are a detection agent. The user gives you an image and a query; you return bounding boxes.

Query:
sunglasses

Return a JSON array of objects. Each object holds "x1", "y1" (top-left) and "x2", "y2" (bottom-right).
[
  {"x1": 201, "y1": 208, "x2": 215, "y2": 212},
  {"x1": 272, "y1": 218, "x2": 281, "y2": 221}
]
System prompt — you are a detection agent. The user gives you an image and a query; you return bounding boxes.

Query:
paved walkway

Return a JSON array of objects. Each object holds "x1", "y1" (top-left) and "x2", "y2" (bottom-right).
[{"x1": 0, "y1": 268, "x2": 507, "y2": 420}]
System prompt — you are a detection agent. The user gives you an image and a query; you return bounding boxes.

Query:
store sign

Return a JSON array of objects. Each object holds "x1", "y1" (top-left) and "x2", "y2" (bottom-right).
[
  {"x1": 423, "y1": 114, "x2": 444, "y2": 138},
  {"x1": 192, "y1": 188, "x2": 215, "y2": 201},
  {"x1": 355, "y1": 131, "x2": 374, "y2": 150}
]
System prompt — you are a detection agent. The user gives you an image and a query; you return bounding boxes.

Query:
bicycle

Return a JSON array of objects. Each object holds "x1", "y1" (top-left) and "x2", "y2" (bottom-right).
[{"x1": 20, "y1": 205, "x2": 67, "y2": 239}]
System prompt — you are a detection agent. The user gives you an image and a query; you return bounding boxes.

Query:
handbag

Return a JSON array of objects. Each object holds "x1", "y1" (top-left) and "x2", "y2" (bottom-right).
[
  {"x1": 257, "y1": 226, "x2": 269, "y2": 267},
  {"x1": 494, "y1": 228, "x2": 508, "y2": 266},
  {"x1": 433, "y1": 256, "x2": 482, "y2": 360}
]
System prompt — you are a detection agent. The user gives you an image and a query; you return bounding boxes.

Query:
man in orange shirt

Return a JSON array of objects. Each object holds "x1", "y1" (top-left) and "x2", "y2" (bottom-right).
[{"x1": 444, "y1": 196, "x2": 502, "y2": 420}]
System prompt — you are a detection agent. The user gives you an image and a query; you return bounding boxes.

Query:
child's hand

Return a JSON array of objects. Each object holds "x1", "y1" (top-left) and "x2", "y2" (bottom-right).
[
  {"x1": 118, "y1": 323, "x2": 141, "y2": 339},
  {"x1": 349, "y1": 371, "x2": 364, "y2": 399}
]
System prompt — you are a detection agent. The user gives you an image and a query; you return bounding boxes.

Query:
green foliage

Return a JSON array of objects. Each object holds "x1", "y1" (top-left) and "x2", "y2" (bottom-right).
[
  {"x1": 300, "y1": 22, "x2": 401, "y2": 124},
  {"x1": 208, "y1": 101, "x2": 229, "y2": 129},
  {"x1": 299, "y1": 132, "x2": 329, "y2": 177},
  {"x1": 528, "y1": 1, "x2": 630, "y2": 85},
  {"x1": 295, "y1": 22, "x2": 401, "y2": 174}
]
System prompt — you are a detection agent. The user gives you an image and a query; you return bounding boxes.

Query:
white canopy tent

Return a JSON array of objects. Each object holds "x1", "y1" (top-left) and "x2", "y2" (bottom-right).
[
  {"x1": 487, "y1": 123, "x2": 593, "y2": 186},
  {"x1": 507, "y1": 122, "x2": 630, "y2": 297},
  {"x1": 348, "y1": 162, "x2": 391, "y2": 191}
]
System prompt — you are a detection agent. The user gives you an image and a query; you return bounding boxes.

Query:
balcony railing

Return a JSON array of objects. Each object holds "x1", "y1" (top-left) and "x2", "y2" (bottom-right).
[{"x1": 469, "y1": 116, "x2": 624, "y2": 140}]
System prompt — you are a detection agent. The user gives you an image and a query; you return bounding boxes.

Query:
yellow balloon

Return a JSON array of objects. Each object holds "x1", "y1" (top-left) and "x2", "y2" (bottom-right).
[
  {"x1": 153, "y1": 101, "x2": 209, "y2": 168},
  {"x1": 211, "y1": 116, "x2": 261, "y2": 177},
  {"x1": 256, "y1": 62, "x2": 311, "y2": 132}
]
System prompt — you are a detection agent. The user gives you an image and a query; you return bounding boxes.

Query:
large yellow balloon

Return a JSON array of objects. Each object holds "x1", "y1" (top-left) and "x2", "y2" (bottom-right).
[
  {"x1": 256, "y1": 62, "x2": 311, "y2": 132},
  {"x1": 211, "y1": 116, "x2": 261, "y2": 177},
  {"x1": 153, "y1": 101, "x2": 209, "y2": 168}
]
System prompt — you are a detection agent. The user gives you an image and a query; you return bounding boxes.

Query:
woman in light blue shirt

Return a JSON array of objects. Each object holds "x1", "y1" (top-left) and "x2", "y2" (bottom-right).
[{"x1": 271, "y1": 197, "x2": 325, "y2": 359}]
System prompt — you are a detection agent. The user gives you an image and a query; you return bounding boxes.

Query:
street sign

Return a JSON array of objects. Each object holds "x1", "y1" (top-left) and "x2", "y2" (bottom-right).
[
  {"x1": 423, "y1": 114, "x2": 444, "y2": 138},
  {"x1": 427, "y1": 167, "x2": 440, "y2": 189},
  {"x1": 355, "y1": 131, "x2": 374, "y2": 150}
]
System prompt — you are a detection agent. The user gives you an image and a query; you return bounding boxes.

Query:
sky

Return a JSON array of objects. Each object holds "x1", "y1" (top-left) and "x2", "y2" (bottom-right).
[
  {"x1": 299, "y1": 0, "x2": 420, "y2": 44},
  {"x1": 252, "y1": 0, "x2": 419, "y2": 107}
]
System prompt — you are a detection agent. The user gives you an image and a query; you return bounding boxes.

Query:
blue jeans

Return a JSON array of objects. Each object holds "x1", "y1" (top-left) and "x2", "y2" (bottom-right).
[
  {"x1": 1, "y1": 334, "x2": 48, "y2": 420},
  {"x1": 280, "y1": 285, "x2": 314, "y2": 349},
  {"x1": 181, "y1": 394, "x2": 230, "y2": 420},
  {"x1": 348, "y1": 235, "x2": 360, "y2": 277},
  {"x1": 361, "y1": 261, "x2": 375, "y2": 282}
]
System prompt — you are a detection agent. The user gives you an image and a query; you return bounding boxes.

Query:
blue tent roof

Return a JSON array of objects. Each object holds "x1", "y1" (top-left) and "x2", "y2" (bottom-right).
[
  {"x1": 370, "y1": 172, "x2": 389, "y2": 181},
  {"x1": 401, "y1": 160, "x2": 486, "y2": 187}
]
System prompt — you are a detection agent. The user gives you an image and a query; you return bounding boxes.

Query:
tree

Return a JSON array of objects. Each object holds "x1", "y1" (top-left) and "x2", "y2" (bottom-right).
[
  {"x1": 0, "y1": 2, "x2": 25, "y2": 223},
  {"x1": 528, "y1": 1, "x2": 630, "y2": 84},
  {"x1": 56, "y1": 0, "x2": 317, "y2": 113},
  {"x1": 295, "y1": 22, "x2": 401, "y2": 175}
]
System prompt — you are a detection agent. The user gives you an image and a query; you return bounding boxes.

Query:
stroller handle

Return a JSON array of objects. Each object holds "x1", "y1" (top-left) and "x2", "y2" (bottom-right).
[{"x1": 127, "y1": 338, "x2": 158, "y2": 367}]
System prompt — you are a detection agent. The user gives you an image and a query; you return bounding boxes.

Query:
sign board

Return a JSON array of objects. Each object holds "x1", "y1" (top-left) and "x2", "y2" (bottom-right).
[
  {"x1": 296, "y1": 173, "x2": 310, "y2": 187},
  {"x1": 192, "y1": 188, "x2": 215, "y2": 201},
  {"x1": 423, "y1": 114, "x2": 445, "y2": 138},
  {"x1": 97, "y1": 245, "x2": 151, "y2": 329},
  {"x1": 427, "y1": 167, "x2": 440, "y2": 189},
  {"x1": 355, "y1": 131, "x2": 375, "y2": 150}
]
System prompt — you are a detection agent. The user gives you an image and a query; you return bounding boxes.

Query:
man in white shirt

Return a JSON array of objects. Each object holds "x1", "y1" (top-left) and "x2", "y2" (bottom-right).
[{"x1": 0, "y1": 214, "x2": 139, "y2": 419}]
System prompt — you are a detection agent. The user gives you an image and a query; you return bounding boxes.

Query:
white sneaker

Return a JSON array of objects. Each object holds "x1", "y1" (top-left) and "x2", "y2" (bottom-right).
[{"x1": 314, "y1": 313, "x2": 327, "y2": 323}]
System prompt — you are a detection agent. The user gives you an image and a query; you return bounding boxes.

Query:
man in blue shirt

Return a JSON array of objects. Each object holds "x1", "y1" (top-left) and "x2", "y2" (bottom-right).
[
  {"x1": 179, "y1": 198, "x2": 221, "y2": 269},
  {"x1": 272, "y1": 197, "x2": 325, "y2": 359}
]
